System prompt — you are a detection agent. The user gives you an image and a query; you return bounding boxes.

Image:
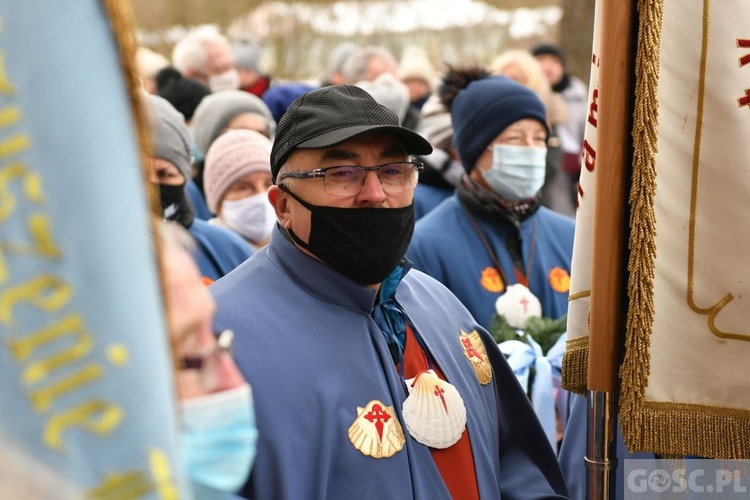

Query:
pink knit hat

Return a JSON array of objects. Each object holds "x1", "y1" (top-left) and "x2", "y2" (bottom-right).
[{"x1": 204, "y1": 129, "x2": 272, "y2": 214}]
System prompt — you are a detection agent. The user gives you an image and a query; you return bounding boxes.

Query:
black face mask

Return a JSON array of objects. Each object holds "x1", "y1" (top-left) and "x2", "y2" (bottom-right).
[
  {"x1": 280, "y1": 185, "x2": 415, "y2": 286},
  {"x1": 159, "y1": 184, "x2": 194, "y2": 229}
]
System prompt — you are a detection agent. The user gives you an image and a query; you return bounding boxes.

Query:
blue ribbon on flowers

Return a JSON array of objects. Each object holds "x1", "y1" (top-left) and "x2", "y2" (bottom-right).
[{"x1": 499, "y1": 332, "x2": 567, "y2": 450}]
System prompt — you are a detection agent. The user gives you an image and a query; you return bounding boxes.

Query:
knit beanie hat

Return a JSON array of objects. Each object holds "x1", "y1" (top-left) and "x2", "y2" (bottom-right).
[
  {"x1": 203, "y1": 129, "x2": 272, "y2": 213},
  {"x1": 440, "y1": 67, "x2": 547, "y2": 173},
  {"x1": 531, "y1": 43, "x2": 566, "y2": 67},
  {"x1": 326, "y1": 42, "x2": 359, "y2": 80},
  {"x1": 417, "y1": 94, "x2": 453, "y2": 152},
  {"x1": 355, "y1": 73, "x2": 411, "y2": 125},
  {"x1": 398, "y1": 46, "x2": 437, "y2": 87},
  {"x1": 144, "y1": 93, "x2": 193, "y2": 182},
  {"x1": 191, "y1": 89, "x2": 277, "y2": 156},
  {"x1": 155, "y1": 67, "x2": 211, "y2": 121},
  {"x1": 261, "y1": 82, "x2": 318, "y2": 123},
  {"x1": 231, "y1": 38, "x2": 263, "y2": 73}
]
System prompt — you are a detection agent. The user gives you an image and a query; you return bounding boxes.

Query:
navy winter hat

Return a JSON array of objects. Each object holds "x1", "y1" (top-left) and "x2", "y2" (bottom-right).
[
  {"x1": 261, "y1": 82, "x2": 318, "y2": 123},
  {"x1": 450, "y1": 75, "x2": 548, "y2": 173}
]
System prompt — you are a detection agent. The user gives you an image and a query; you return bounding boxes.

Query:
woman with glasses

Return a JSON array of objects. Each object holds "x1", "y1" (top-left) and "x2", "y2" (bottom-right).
[
  {"x1": 160, "y1": 221, "x2": 257, "y2": 497},
  {"x1": 408, "y1": 66, "x2": 576, "y2": 333}
]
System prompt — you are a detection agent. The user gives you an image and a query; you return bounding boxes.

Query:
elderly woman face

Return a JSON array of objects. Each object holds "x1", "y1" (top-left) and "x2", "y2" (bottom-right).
[
  {"x1": 221, "y1": 171, "x2": 273, "y2": 206},
  {"x1": 473, "y1": 118, "x2": 547, "y2": 176}
]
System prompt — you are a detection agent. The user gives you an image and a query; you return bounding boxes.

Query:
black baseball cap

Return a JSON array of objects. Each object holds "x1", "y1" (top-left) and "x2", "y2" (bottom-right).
[{"x1": 270, "y1": 84, "x2": 432, "y2": 182}]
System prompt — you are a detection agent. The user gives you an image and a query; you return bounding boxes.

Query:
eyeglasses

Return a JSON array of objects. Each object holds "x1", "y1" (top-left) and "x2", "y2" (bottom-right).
[
  {"x1": 278, "y1": 160, "x2": 424, "y2": 197},
  {"x1": 180, "y1": 329, "x2": 234, "y2": 391}
]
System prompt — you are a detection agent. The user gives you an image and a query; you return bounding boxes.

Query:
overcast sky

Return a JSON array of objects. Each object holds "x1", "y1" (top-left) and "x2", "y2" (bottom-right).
[{"x1": 247, "y1": 0, "x2": 561, "y2": 39}]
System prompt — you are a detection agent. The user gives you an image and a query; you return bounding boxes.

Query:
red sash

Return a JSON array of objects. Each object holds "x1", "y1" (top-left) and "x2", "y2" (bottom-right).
[{"x1": 401, "y1": 324, "x2": 479, "y2": 500}]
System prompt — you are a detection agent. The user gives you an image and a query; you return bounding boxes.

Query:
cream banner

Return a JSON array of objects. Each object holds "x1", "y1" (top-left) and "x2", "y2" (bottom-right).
[
  {"x1": 561, "y1": 0, "x2": 602, "y2": 394},
  {"x1": 620, "y1": 0, "x2": 750, "y2": 458}
]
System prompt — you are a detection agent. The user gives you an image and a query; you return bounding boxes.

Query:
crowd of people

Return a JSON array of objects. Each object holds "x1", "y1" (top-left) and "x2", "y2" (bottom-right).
[{"x1": 133, "y1": 23, "x2": 604, "y2": 500}]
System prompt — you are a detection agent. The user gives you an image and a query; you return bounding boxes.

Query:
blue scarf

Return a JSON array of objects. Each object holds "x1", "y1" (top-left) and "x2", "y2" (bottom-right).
[{"x1": 371, "y1": 263, "x2": 410, "y2": 353}]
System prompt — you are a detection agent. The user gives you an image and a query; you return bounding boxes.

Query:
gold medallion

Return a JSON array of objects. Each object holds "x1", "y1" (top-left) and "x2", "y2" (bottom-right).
[
  {"x1": 348, "y1": 400, "x2": 405, "y2": 459},
  {"x1": 459, "y1": 329, "x2": 493, "y2": 385}
]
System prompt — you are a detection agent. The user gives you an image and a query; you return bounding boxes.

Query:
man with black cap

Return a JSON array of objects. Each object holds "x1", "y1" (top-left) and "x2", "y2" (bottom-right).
[{"x1": 210, "y1": 84, "x2": 568, "y2": 499}]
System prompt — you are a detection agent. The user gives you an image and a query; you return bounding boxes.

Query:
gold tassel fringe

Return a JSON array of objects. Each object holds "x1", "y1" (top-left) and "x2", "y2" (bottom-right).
[
  {"x1": 619, "y1": 0, "x2": 750, "y2": 459},
  {"x1": 561, "y1": 336, "x2": 589, "y2": 395},
  {"x1": 619, "y1": 0, "x2": 662, "y2": 446}
]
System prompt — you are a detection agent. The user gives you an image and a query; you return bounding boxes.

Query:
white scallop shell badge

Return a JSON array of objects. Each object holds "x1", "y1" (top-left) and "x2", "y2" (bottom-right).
[
  {"x1": 494, "y1": 283, "x2": 542, "y2": 329},
  {"x1": 348, "y1": 400, "x2": 405, "y2": 459},
  {"x1": 402, "y1": 370, "x2": 467, "y2": 449}
]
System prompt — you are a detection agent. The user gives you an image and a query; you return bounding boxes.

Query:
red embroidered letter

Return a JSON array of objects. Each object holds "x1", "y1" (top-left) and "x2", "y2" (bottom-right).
[
  {"x1": 588, "y1": 88, "x2": 599, "y2": 127},
  {"x1": 739, "y1": 88, "x2": 750, "y2": 109},
  {"x1": 582, "y1": 140, "x2": 596, "y2": 172},
  {"x1": 738, "y1": 39, "x2": 750, "y2": 67}
]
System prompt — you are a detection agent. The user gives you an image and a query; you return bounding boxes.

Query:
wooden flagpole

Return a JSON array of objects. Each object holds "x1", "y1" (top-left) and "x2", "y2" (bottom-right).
[{"x1": 586, "y1": 0, "x2": 636, "y2": 498}]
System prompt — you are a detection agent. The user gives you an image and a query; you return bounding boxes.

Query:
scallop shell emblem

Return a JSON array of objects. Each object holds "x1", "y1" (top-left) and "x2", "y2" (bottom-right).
[
  {"x1": 494, "y1": 283, "x2": 542, "y2": 329},
  {"x1": 459, "y1": 329, "x2": 493, "y2": 385},
  {"x1": 402, "y1": 370, "x2": 467, "y2": 449},
  {"x1": 348, "y1": 400, "x2": 405, "y2": 458}
]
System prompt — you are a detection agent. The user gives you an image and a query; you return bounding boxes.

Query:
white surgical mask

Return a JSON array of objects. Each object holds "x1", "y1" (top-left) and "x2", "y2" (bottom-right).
[
  {"x1": 208, "y1": 69, "x2": 240, "y2": 92},
  {"x1": 180, "y1": 384, "x2": 257, "y2": 494},
  {"x1": 483, "y1": 145, "x2": 547, "y2": 201},
  {"x1": 221, "y1": 193, "x2": 276, "y2": 244}
]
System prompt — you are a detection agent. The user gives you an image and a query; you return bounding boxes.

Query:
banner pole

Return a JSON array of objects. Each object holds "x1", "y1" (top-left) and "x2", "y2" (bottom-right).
[{"x1": 586, "y1": 0, "x2": 636, "y2": 498}]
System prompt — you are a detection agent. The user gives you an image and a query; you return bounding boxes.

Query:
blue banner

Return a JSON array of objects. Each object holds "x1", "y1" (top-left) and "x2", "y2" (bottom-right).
[{"x1": 0, "y1": 1, "x2": 186, "y2": 497}]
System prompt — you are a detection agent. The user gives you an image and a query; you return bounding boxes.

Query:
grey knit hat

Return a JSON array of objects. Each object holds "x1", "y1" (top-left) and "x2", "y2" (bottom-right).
[
  {"x1": 144, "y1": 93, "x2": 193, "y2": 181},
  {"x1": 191, "y1": 90, "x2": 276, "y2": 156},
  {"x1": 355, "y1": 73, "x2": 410, "y2": 125},
  {"x1": 231, "y1": 38, "x2": 263, "y2": 73}
]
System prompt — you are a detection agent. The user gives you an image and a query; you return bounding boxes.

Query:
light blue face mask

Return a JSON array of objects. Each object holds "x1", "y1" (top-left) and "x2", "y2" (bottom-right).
[
  {"x1": 483, "y1": 145, "x2": 547, "y2": 201},
  {"x1": 180, "y1": 384, "x2": 257, "y2": 495}
]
